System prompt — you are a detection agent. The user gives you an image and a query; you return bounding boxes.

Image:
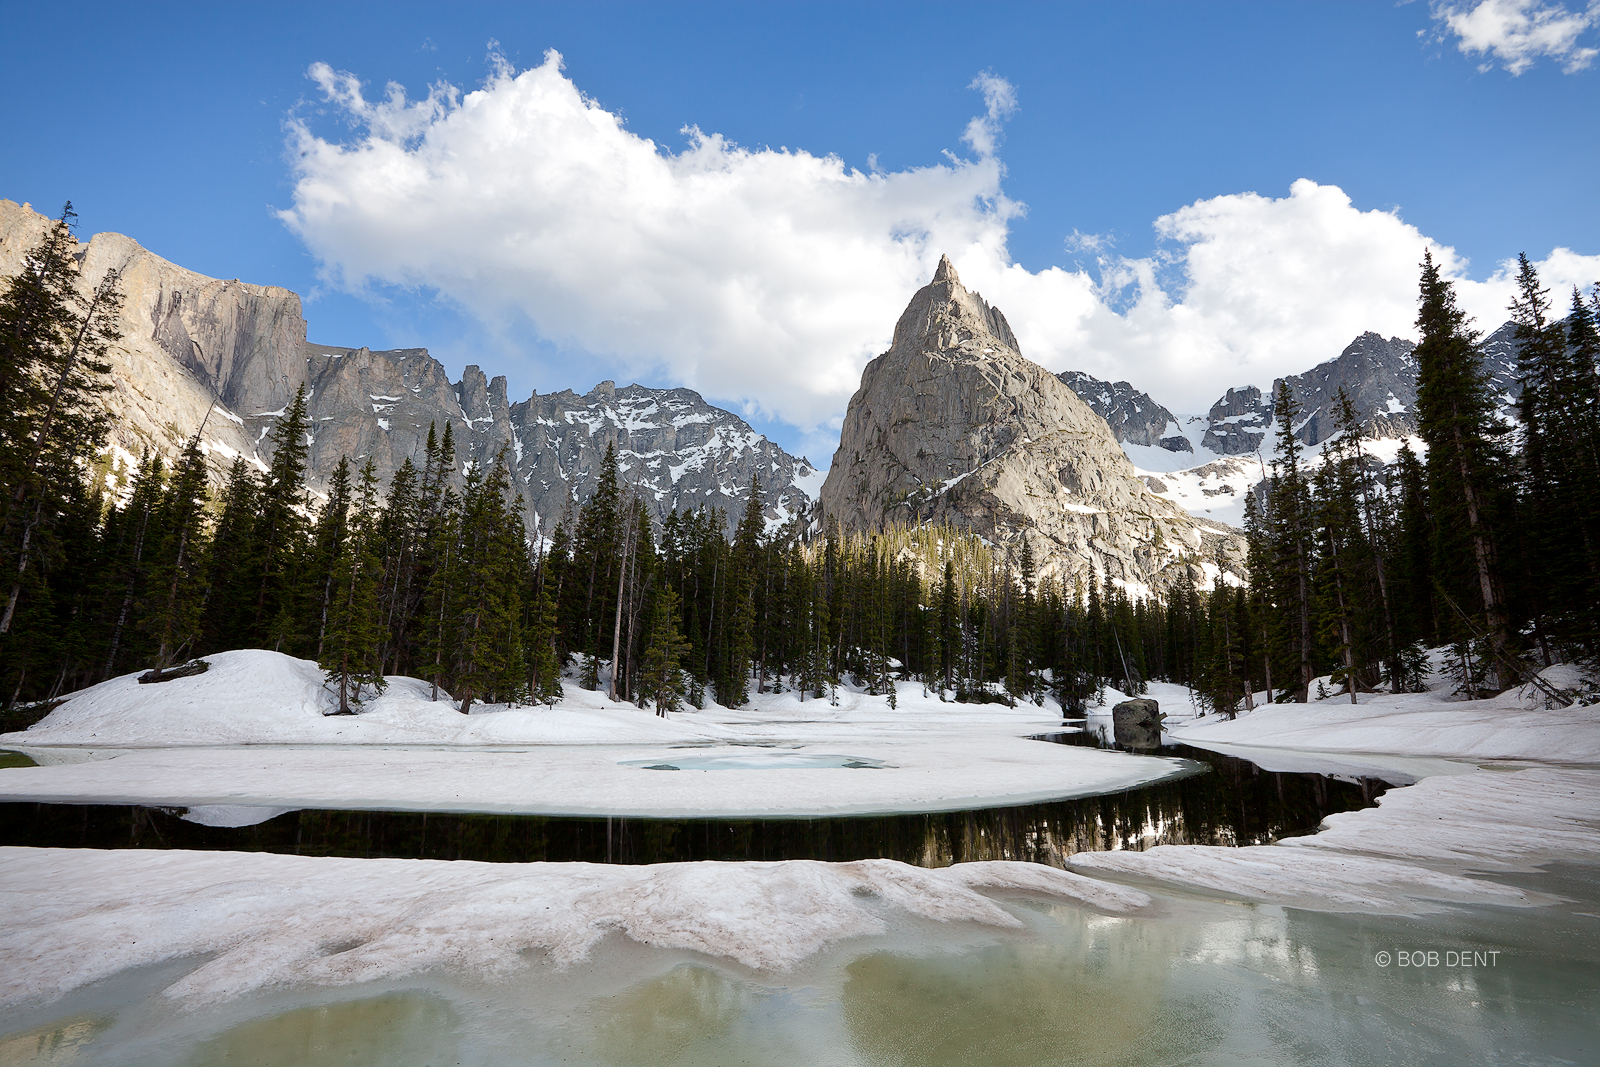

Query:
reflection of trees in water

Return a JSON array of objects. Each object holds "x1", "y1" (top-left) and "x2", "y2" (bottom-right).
[{"x1": 0, "y1": 748, "x2": 1387, "y2": 867}]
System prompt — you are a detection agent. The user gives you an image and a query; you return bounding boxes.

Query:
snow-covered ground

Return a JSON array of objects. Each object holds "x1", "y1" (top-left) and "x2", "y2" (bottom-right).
[
  {"x1": 2, "y1": 647, "x2": 1597, "y2": 1053},
  {"x1": 1165, "y1": 670, "x2": 1600, "y2": 763},
  {"x1": 0, "y1": 650, "x2": 1193, "y2": 816},
  {"x1": 1065, "y1": 663, "x2": 1600, "y2": 919}
]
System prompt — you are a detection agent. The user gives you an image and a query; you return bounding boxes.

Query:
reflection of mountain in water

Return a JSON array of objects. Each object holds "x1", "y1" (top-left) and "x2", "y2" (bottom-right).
[{"x1": 0, "y1": 742, "x2": 1391, "y2": 867}]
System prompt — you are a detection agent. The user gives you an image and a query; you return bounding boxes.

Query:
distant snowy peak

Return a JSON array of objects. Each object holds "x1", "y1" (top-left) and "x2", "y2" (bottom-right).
[
  {"x1": 1201, "y1": 385, "x2": 1273, "y2": 456},
  {"x1": 510, "y1": 381, "x2": 819, "y2": 535},
  {"x1": 284, "y1": 351, "x2": 820, "y2": 537},
  {"x1": 1056, "y1": 371, "x2": 1192, "y2": 453},
  {"x1": 1278, "y1": 331, "x2": 1420, "y2": 446},
  {"x1": 296, "y1": 357, "x2": 822, "y2": 536},
  {"x1": 1186, "y1": 332, "x2": 1423, "y2": 457},
  {"x1": 1076, "y1": 325, "x2": 1525, "y2": 527}
]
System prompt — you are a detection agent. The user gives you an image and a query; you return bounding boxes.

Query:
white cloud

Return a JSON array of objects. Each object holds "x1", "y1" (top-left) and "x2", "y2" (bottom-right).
[
  {"x1": 962, "y1": 182, "x2": 1600, "y2": 413},
  {"x1": 281, "y1": 50, "x2": 1017, "y2": 431},
  {"x1": 1431, "y1": 0, "x2": 1600, "y2": 74},
  {"x1": 281, "y1": 54, "x2": 1600, "y2": 438}
]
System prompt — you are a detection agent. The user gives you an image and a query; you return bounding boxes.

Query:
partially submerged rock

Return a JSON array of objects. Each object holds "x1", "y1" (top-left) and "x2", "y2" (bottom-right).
[{"x1": 1112, "y1": 698, "x2": 1161, "y2": 728}]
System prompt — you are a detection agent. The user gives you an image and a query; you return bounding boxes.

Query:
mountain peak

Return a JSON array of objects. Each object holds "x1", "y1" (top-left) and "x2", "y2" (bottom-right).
[{"x1": 891, "y1": 255, "x2": 1019, "y2": 354}]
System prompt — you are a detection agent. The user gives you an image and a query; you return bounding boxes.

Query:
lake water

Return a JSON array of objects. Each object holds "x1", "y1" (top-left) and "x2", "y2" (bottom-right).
[{"x1": 0, "y1": 740, "x2": 1390, "y2": 866}]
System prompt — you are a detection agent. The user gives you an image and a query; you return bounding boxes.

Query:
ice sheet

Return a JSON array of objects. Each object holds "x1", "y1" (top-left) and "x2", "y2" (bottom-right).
[
  {"x1": 0, "y1": 738, "x2": 1194, "y2": 817},
  {"x1": 1070, "y1": 765, "x2": 1600, "y2": 912},
  {"x1": 0, "y1": 850, "x2": 1150, "y2": 1008}
]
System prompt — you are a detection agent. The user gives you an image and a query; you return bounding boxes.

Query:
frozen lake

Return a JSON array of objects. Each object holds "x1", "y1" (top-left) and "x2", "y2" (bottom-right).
[
  {"x1": 2, "y1": 652, "x2": 1597, "y2": 1066},
  {"x1": 2, "y1": 858, "x2": 1595, "y2": 1066},
  {"x1": 0, "y1": 742, "x2": 1388, "y2": 865}
]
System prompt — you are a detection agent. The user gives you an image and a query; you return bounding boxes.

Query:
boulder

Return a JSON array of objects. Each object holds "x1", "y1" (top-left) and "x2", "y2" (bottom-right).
[{"x1": 1111, "y1": 698, "x2": 1161, "y2": 728}]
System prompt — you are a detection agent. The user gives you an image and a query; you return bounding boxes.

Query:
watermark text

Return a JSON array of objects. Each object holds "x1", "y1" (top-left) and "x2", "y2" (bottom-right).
[{"x1": 1373, "y1": 949, "x2": 1500, "y2": 968}]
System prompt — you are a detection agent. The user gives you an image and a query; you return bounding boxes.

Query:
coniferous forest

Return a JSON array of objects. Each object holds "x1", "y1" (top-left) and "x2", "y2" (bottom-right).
[{"x1": 3, "y1": 207, "x2": 1598, "y2": 722}]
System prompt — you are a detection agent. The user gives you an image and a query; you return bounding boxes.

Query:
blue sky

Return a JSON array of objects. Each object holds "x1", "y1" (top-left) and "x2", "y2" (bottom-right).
[{"x1": 3, "y1": 1, "x2": 1597, "y2": 459}]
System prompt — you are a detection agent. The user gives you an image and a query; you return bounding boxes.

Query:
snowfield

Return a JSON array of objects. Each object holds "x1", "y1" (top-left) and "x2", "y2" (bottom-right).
[
  {"x1": 1166, "y1": 673, "x2": 1600, "y2": 762},
  {"x1": 0, "y1": 650, "x2": 1194, "y2": 816}
]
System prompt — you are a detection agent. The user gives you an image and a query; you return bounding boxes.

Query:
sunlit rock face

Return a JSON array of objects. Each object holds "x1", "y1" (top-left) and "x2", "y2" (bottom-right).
[
  {"x1": 820, "y1": 256, "x2": 1243, "y2": 591},
  {"x1": 0, "y1": 200, "x2": 818, "y2": 536}
]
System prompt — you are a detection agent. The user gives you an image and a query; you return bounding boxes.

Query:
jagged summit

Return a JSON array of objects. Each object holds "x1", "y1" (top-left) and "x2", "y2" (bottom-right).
[
  {"x1": 821, "y1": 253, "x2": 1243, "y2": 590},
  {"x1": 889, "y1": 255, "x2": 1021, "y2": 357}
]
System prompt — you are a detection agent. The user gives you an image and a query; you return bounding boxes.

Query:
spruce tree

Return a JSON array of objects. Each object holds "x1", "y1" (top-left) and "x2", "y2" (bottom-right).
[
  {"x1": 309, "y1": 457, "x2": 353, "y2": 659},
  {"x1": 1414, "y1": 250, "x2": 1514, "y2": 688},
  {"x1": 640, "y1": 586, "x2": 693, "y2": 714},
  {"x1": 199, "y1": 459, "x2": 261, "y2": 653},
  {"x1": 0, "y1": 204, "x2": 121, "y2": 635},
  {"x1": 253, "y1": 384, "x2": 312, "y2": 648},
  {"x1": 1267, "y1": 382, "x2": 1315, "y2": 700},
  {"x1": 142, "y1": 437, "x2": 211, "y2": 673},
  {"x1": 528, "y1": 577, "x2": 564, "y2": 705},
  {"x1": 320, "y1": 459, "x2": 385, "y2": 714}
]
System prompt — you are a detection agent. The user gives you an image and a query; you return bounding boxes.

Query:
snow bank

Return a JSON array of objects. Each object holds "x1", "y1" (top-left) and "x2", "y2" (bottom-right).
[
  {"x1": 1281, "y1": 766, "x2": 1600, "y2": 872},
  {"x1": 0, "y1": 850, "x2": 1150, "y2": 1008},
  {"x1": 0, "y1": 650, "x2": 735, "y2": 748},
  {"x1": 1070, "y1": 765, "x2": 1600, "y2": 913},
  {"x1": 1071, "y1": 844, "x2": 1546, "y2": 913},
  {"x1": 1168, "y1": 689, "x2": 1600, "y2": 762}
]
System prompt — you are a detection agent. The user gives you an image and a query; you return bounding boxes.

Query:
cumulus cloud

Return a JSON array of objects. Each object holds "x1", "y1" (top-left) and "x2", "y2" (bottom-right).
[
  {"x1": 1430, "y1": 0, "x2": 1600, "y2": 74},
  {"x1": 281, "y1": 52, "x2": 1600, "y2": 438},
  {"x1": 964, "y1": 181, "x2": 1600, "y2": 412},
  {"x1": 281, "y1": 50, "x2": 1017, "y2": 430}
]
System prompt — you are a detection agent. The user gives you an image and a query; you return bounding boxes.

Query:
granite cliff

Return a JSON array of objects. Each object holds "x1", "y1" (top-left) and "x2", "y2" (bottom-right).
[
  {"x1": 820, "y1": 257, "x2": 1243, "y2": 591},
  {"x1": 0, "y1": 200, "x2": 819, "y2": 536}
]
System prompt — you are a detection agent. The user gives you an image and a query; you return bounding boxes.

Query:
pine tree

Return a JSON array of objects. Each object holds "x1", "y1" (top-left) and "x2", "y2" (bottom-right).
[
  {"x1": 309, "y1": 457, "x2": 353, "y2": 659},
  {"x1": 449, "y1": 451, "x2": 527, "y2": 714},
  {"x1": 253, "y1": 384, "x2": 312, "y2": 648},
  {"x1": 527, "y1": 576, "x2": 564, "y2": 705},
  {"x1": 0, "y1": 204, "x2": 121, "y2": 635},
  {"x1": 640, "y1": 585, "x2": 693, "y2": 714},
  {"x1": 1414, "y1": 250, "x2": 1514, "y2": 688},
  {"x1": 199, "y1": 459, "x2": 260, "y2": 653},
  {"x1": 99, "y1": 452, "x2": 165, "y2": 678},
  {"x1": 1267, "y1": 382, "x2": 1316, "y2": 701},
  {"x1": 722, "y1": 478, "x2": 764, "y2": 706},
  {"x1": 320, "y1": 459, "x2": 386, "y2": 714},
  {"x1": 142, "y1": 437, "x2": 211, "y2": 673}
]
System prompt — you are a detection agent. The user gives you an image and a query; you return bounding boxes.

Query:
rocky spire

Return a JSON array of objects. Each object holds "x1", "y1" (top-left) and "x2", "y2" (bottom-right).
[
  {"x1": 821, "y1": 253, "x2": 1245, "y2": 590},
  {"x1": 891, "y1": 255, "x2": 1019, "y2": 353}
]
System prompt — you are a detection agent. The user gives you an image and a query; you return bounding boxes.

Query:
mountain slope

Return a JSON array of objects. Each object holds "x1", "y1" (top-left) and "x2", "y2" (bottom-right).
[
  {"x1": 821, "y1": 256, "x2": 1243, "y2": 591},
  {"x1": 0, "y1": 200, "x2": 818, "y2": 535}
]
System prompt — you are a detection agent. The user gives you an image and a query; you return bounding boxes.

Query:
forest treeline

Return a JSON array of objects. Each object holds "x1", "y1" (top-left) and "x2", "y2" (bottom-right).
[{"x1": 2, "y1": 207, "x2": 1597, "y2": 718}]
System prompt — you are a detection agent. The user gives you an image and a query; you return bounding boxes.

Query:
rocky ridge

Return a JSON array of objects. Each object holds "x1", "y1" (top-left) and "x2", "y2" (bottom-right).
[
  {"x1": 820, "y1": 256, "x2": 1243, "y2": 591},
  {"x1": 1064, "y1": 324, "x2": 1529, "y2": 527},
  {"x1": 1055, "y1": 371, "x2": 1190, "y2": 453},
  {"x1": 0, "y1": 200, "x2": 818, "y2": 536}
]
